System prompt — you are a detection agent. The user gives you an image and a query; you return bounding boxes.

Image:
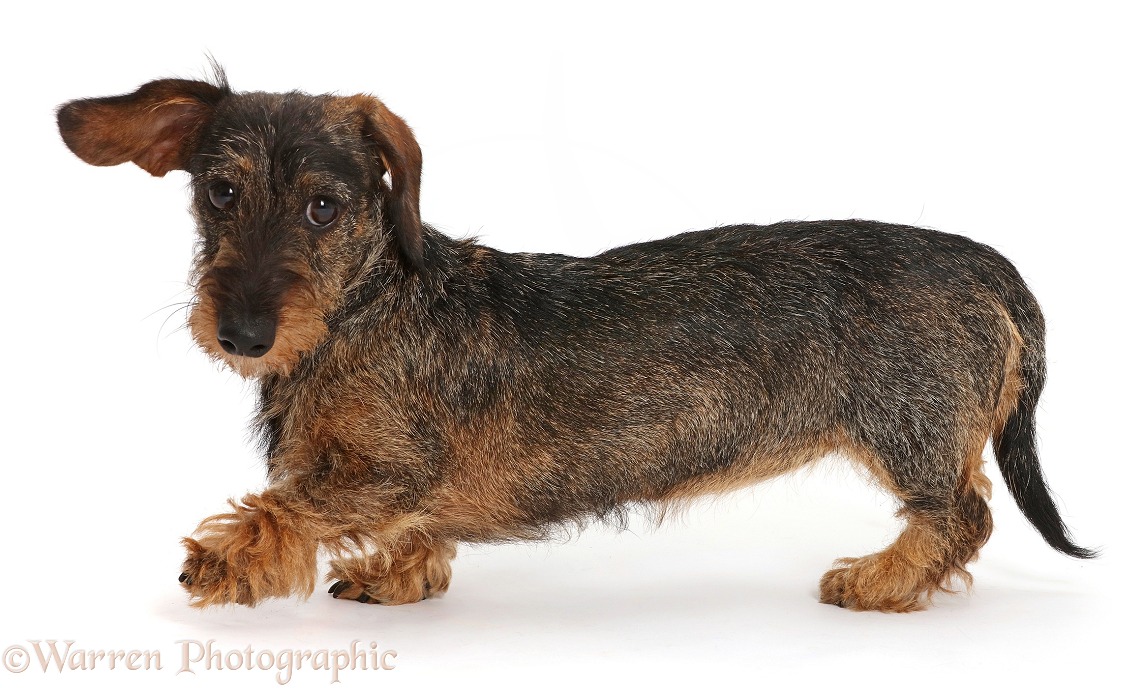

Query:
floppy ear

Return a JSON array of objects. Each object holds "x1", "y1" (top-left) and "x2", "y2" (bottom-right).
[
  {"x1": 348, "y1": 95, "x2": 425, "y2": 271},
  {"x1": 57, "y1": 78, "x2": 229, "y2": 176}
]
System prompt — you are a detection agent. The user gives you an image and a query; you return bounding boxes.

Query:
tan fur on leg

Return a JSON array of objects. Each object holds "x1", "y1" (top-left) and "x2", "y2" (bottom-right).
[{"x1": 820, "y1": 442, "x2": 995, "y2": 612}]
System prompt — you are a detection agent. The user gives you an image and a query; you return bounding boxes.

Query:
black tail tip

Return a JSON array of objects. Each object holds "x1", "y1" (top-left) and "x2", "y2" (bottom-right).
[{"x1": 1054, "y1": 541, "x2": 1100, "y2": 560}]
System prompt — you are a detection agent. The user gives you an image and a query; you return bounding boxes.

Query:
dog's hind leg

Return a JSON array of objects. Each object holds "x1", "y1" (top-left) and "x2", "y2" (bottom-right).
[
  {"x1": 819, "y1": 429, "x2": 994, "y2": 612},
  {"x1": 327, "y1": 532, "x2": 456, "y2": 605}
]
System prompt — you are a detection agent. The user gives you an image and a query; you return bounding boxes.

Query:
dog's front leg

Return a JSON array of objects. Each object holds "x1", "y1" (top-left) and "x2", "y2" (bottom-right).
[{"x1": 179, "y1": 488, "x2": 320, "y2": 607}]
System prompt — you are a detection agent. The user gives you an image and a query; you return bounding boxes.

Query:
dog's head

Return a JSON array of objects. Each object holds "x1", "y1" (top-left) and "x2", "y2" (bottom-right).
[{"x1": 57, "y1": 72, "x2": 423, "y2": 378}]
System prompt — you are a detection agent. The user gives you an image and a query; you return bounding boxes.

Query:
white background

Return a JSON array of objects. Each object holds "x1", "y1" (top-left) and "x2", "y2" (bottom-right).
[{"x1": 2, "y1": 1, "x2": 1138, "y2": 685}]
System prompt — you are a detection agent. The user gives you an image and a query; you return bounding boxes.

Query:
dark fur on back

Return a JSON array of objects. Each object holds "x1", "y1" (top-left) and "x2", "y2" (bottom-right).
[{"x1": 56, "y1": 74, "x2": 1092, "y2": 613}]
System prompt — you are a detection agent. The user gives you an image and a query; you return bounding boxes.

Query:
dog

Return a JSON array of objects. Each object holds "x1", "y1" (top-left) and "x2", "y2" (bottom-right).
[{"x1": 56, "y1": 70, "x2": 1094, "y2": 612}]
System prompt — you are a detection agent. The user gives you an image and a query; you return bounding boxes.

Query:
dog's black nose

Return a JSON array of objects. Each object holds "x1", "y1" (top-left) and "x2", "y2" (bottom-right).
[{"x1": 217, "y1": 314, "x2": 277, "y2": 358}]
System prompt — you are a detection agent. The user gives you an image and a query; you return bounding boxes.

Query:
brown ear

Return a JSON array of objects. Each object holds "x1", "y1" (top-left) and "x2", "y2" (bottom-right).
[
  {"x1": 57, "y1": 78, "x2": 229, "y2": 176},
  {"x1": 348, "y1": 95, "x2": 424, "y2": 271}
]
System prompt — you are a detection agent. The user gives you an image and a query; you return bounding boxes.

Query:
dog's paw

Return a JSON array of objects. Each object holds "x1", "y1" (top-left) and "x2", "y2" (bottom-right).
[
  {"x1": 327, "y1": 579, "x2": 434, "y2": 605},
  {"x1": 328, "y1": 580, "x2": 385, "y2": 604},
  {"x1": 179, "y1": 537, "x2": 254, "y2": 606},
  {"x1": 818, "y1": 555, "x2": 932, "y2": 613}
]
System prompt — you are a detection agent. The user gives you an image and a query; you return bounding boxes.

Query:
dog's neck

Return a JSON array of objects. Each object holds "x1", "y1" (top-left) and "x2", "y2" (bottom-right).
[{"x1": 337, "y1": 223, "x2": 458, "y2": 320}]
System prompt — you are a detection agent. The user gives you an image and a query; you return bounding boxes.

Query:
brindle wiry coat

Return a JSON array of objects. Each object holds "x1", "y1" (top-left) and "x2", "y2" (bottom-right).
[{"x1": 57, "y1": 71, "x2": 1093, "y2": 613}]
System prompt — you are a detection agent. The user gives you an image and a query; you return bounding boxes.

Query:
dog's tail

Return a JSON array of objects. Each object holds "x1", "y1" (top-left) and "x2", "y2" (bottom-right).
[{"x1": 991, "y1": 273, "x2": 1097, "y2": 559}]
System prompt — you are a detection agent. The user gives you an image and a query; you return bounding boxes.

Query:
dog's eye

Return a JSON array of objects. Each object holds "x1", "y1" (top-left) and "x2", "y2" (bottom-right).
[
  {"x1": 208, "y1": 182, "x2": 236, "y2": 211},
  {"x1": 305, "y1": 197, "x2": 340, "y2": 229}
]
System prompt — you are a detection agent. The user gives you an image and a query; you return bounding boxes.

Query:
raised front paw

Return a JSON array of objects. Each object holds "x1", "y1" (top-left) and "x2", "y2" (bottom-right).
[
  {"x1": 179, "y1": 537, "x2": 256, "y2": 607},
  {"x1": 176, "y1": 493, "x2": 320, "y2": 608}
]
